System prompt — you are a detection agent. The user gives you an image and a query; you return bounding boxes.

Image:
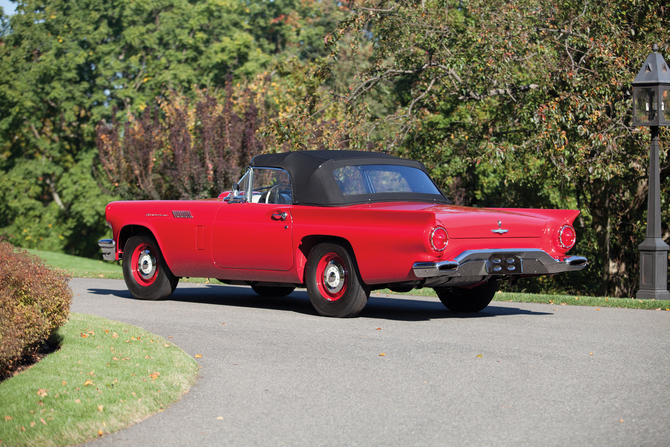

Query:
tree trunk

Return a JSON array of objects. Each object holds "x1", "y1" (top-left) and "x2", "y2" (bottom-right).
[{"x1": 590, "y1": 181, "x2": 611, "y2": 296}]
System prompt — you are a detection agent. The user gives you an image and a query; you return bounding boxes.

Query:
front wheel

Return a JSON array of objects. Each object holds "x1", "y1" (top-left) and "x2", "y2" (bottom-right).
[
  {"x1": 305, "y1": 243, "x2": 369, "y2": 318},
  {"x1": 435, "y1": 280, "x2": 498, "y2": 312},
  {"x1": 123, "y1": 234, "x2": 178, "y2": 300}
]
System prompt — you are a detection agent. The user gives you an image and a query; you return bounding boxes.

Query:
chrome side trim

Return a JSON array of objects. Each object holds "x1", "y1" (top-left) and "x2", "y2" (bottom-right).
[
  {"x1": 413, "y1": 249, "x2": 588, "y2": 279},
  {"x1": 98, "y1": 239, "x2": 116, "y2": 261}
]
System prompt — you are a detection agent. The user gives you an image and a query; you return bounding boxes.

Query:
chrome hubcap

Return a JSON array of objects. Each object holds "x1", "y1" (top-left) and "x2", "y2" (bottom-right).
[
  {"x1": 323, "y1": 260, "x2": 345, "y2": 294},
  {"x1": 137, "y1": 250, "x2": 156, "y2": 279}
]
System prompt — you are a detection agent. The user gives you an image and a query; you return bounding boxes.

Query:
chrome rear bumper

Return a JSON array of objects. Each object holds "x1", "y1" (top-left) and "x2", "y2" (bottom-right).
[
  {"x1": 98, "y1": 239, "x2": 116, "y2": 261},
  {"x1": 413, "y1": 249, "x2": 588, "y2": 279}
]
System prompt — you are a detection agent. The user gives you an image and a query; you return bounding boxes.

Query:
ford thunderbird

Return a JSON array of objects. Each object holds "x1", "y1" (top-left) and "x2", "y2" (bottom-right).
[{"x1": 98, "y1": 150, "x2": 587, "y2": 317}]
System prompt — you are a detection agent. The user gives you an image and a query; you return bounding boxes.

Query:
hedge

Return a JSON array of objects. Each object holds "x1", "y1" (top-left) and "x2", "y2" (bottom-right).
[{"x1": 0, "y1": 240, "x2": 71, "y2": 376}]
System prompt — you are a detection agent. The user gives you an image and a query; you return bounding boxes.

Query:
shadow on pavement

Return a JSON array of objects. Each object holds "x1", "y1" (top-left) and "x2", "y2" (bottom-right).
[{"x1": 86, "y1": 282, "x2": 552, "y2": 321}]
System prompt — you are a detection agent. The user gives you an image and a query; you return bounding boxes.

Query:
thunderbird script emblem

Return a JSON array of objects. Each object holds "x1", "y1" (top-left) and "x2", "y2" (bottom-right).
[{"x1": 491, "y1": 220, "x2": 509, "y2": 235}]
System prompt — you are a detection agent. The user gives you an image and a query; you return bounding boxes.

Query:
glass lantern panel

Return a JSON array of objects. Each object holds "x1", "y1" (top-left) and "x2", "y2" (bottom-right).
[
  {"x1": 663, "y1": 88, "x2": 670, "y2": 123},
  {"x1": 634, "y1": 87, "x2": 656, "y2": 124}
]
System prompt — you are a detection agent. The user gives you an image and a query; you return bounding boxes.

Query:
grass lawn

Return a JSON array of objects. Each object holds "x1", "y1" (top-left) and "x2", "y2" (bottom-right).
[
  {"x1": 0, "y1": 313, "x2": 199, "y2": 447},
  {"x1": 26, "y1": 249, "x2": 123, "y2": 279}
]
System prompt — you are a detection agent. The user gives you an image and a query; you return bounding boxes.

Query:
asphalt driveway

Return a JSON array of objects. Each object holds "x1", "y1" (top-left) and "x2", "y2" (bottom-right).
[{"x1": 70, "y1": 278, "x2": 670, "y2": 447}]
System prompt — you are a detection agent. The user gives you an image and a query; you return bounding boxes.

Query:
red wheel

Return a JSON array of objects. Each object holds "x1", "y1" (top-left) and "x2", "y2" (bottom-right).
[
  {"x1": 315, "y1": 252, "x2": 347, "y2": 301},
  {"x1": 123, "y1": 234, "x2": 178, "y2": 300},
  {"x1": 306, "y1": 243, "x2": 369, "y2": 317},
  {"x1": 131, "y1": 242, "x2": 159, "y2": 286}
]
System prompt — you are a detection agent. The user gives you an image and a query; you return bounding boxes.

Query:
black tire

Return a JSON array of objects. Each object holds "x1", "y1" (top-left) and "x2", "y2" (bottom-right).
[
  {"x1": 251, "y1": 285, "x2": 296, "y2": 297},
  {"x1": 435, "y1": 280, "x2": 498, "y2": 312},
  {"x1": 305, "y1": 242, "x2": 369, "y2": 318},
  {"x1": 122, "y1": 234, "x2": 178, "y2": 300}
]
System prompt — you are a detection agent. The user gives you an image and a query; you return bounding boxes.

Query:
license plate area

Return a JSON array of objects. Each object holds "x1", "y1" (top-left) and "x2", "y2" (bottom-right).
[{"x1": 487, "y1": 254, "x2": 522, "y2": 274}]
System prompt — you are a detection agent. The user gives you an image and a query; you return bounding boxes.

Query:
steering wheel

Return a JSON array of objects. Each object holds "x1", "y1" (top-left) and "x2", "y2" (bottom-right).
[{"x1": 265, "y1": 185, "x2": 282, "y2": 204}]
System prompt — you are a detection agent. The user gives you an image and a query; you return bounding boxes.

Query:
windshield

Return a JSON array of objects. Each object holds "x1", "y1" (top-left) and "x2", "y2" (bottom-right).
[{"x1": 333, "y1": 165, "x2": 442, "y2": 196}]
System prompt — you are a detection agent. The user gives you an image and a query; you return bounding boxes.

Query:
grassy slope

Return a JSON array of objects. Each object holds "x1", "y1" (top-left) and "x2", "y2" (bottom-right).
[
  {"x1": 26, "y1": 249, "x2": 123, "y2": 279},
  {"x1": 0, "y1": 313, "x2": 199, "y2": 447}
]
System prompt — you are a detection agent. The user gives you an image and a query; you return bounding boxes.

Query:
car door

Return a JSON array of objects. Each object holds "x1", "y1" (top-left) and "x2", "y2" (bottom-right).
[{"x1": 211, "y1": 168, "x2": 294, "y2": 271}]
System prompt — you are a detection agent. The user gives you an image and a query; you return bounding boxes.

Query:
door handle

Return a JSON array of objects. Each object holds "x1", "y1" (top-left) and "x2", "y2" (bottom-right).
[{"x1": 272, "y1": 211, "x2": 288, "y2": 221}]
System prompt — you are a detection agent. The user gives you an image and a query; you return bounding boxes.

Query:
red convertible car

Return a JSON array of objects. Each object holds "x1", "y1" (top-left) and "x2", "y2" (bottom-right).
[{"x1": 99, "y1": 150, "x2": 587, "y2": 317}]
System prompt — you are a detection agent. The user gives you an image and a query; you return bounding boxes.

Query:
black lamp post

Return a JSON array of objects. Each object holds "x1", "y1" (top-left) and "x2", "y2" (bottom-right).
[{"x1": 632, "y1": 44, "x2": 670, "y2": 300}]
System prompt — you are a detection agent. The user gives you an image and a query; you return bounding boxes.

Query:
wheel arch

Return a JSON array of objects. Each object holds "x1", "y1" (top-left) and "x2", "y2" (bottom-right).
[
  {"x1": 118, "y1": 225, "x2": 158, "y2": 258},
  {"x1": 297, "y1": 235, "x2": 362, "y2": 284}
]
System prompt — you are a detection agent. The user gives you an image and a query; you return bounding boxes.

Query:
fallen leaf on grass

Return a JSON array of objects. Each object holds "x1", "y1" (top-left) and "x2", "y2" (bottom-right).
[
  {"x1": 62, "y1": 381, "x2": 66, "y2": 386},
  {"x1": 37, "y1": 389, "x2": 48, "y2": 398},
  {"x1": 30, "y1": 422, "x2": 35, "y2": 427},
  {"x1": 74, "y1": 399, "x2": 81, "y2": 404},
  {"x1": 112, "y1": 332, "x2": 118, "y2": 339},
  {"x1": 80, "y1": 333, "x2": 89, "y2": 338},
  {"x1": 84, "y1": 380, "x2": 94, "y2": 386},
  {"x1": 149, "y1": 372, "x2": 160, "y2": 380},
  {"x1": 40, "y1": 418, "x2": 46, "y2": 425},
  {"x1": 4, "y1": 416, "x2": 12, "y2": 421},
  {"x1": 98, "y1": 405, "x2": 104, "y2": 412}
]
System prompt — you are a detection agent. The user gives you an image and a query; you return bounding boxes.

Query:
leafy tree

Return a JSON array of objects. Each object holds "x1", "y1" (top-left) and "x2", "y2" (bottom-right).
[
  {"x1": 318, "y1": 0, "x2": 670, "y2": 296},
  {"x1": 0, "y1": 0, "x2": 344, "y2": 255},
  {"x1": 97, "y1": 79, "x2": 272, "y2": 200}
]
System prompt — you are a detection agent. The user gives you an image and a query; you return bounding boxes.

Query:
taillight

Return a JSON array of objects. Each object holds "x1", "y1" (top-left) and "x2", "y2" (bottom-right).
[
  {"x1": 558, "y1": 225, "x2": 576, "y2": 250},
  {"x1": 430, "y1": 227, "x2": 448, "y2": 252}
]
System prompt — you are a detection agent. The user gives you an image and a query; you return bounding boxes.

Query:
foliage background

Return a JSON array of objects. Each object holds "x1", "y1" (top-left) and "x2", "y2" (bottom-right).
[{"x1": 1, "y1": 0, "x2": 669, "y2": 297}]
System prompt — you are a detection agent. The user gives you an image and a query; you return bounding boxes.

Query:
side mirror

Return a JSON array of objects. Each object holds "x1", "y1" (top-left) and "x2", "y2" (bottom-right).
[{"x1": 232, "y1": 183, "x2": 240, "y2": 196}]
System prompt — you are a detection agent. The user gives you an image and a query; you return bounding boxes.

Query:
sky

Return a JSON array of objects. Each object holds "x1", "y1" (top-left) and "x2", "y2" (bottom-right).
[{"x1": 0, "y1": 0, "x2": 16, "y2": 16}]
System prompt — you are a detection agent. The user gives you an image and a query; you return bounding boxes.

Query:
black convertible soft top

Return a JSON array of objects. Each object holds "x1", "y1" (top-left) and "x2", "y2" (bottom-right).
[{"x1": 249, "y1": 150, "x2": 449, "y2": 206}]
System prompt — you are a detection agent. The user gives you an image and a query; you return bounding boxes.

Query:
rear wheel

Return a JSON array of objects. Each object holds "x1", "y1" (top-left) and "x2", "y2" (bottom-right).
[
  {"x1": 251, "y1": 285, "x2": 296, "y2": 297},
  {"x1": 435, "y1": 280, "x2": 498, "y2": 312},
  {"x1": 123, "y1": 234, "x2": 178, "y2": 300},
  {"x1": 305, "y1": 243, "x2": 369, "y2": 318}
]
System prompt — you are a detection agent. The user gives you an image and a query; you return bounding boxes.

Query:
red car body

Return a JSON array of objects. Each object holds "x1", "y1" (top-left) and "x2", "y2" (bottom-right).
[{"x1": 99, "y1": 150, "x2": 587, "y2": 317}]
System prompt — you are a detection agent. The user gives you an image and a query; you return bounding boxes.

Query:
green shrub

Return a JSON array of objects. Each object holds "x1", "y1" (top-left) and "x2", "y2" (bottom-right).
[{"x1": 0, "y1": 239, "x2": 71, "y2": 375}]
